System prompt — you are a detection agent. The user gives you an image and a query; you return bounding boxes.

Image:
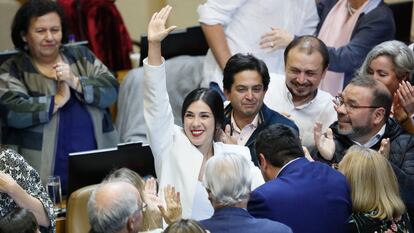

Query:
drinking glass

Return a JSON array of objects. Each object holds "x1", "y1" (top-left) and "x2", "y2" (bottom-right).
[{"x1": 46, "y1": 176, "x2": 62, "y2": 214}]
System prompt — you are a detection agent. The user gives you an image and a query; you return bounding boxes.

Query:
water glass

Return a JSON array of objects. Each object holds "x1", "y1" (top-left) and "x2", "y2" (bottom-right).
[{"x1": 46, "y1": 176, "x2": 62, "y2": 214}]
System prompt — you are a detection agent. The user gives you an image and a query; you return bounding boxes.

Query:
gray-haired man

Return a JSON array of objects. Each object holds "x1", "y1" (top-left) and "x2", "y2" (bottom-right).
[{"x1": 87, "y1": 181, "x2": 145, "y2": 233}]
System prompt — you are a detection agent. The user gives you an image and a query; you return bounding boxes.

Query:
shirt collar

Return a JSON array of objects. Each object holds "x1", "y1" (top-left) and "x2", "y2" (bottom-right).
[
  {"x1": 275, "y1": 157, "x2": 301, "y2": 178},
  {"x1": 352, "y1": 124, "x2": 386, "y2": 148},
  {"x1": 362, "y1": 0, "x2": 381, "y2": 14},
  {"x1": 230, "y1": 111, "x2": 259, "y2": 133},
  {"x1": 283, "y1": 83, "x2": 318, "y2": 109}
]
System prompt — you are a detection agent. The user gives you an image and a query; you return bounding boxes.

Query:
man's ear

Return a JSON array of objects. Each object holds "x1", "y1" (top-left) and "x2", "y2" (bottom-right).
[
  {"x1": 126, "y1": 217, "x2": 135, "y2": 233},
  {"x1": 373, "y1": 107, "x2": 386, "y2": 125},
  {"x1": 258, "y1": 153, "x2": 267, "y2": 169}
]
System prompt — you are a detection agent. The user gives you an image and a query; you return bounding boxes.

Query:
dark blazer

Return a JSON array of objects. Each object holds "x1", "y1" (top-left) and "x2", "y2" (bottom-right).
[
  {"x1": 317, "y1": 0, "x2": 395, "y2": 86},
  {"x1": 223, "y1": 103, "x2": 298, "y2": 166},
  {"x1": 199, "y1": 207, "x2": 292, "y2": 233},
  {"x1": 247, "y1": 157, "x2": 351, "y2": 233},
  {"x1": 315, "y1": 118, "x2": 414, "y2": 227}
]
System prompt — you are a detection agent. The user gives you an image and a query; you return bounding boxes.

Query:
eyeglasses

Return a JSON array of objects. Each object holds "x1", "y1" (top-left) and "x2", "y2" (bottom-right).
[
  {"x1": 334, "y1": 96, "x2": 381, "y2": 111},
  {"x1": 136, "y1": 202, "x2": 147, "y2": 213}
]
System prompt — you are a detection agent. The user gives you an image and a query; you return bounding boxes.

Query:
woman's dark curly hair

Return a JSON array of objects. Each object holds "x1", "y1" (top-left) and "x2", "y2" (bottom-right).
[{"x1": 11, "y1": 0, "x2": 68, "y2": 50}]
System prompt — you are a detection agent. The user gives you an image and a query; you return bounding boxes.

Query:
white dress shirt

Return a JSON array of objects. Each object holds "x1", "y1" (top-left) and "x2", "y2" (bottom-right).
[{"x1": 264, "y1": 73, "x2": 337, "y2": 150}]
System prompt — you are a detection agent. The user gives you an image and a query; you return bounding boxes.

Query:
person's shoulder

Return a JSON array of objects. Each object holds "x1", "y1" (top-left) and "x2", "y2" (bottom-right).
[
  {"x1": 63, "y1": 45, "x2": 95, "y2": 62},
  {"x1": 0, "y1": 148, "x2": 23, "y2": 163},
  {"x1": 362, "y1": 1, "x2": 394, "y2": 21},
  {"x1": 261, "y1": 104, "x2": 299, "y2": 131},
  {"x1": 253, "y1": 218, "x2": 293, "y2": 233},
  {"x1": 214, "y1": 142, "x2": 251, "y2": 156},
  {"x1": 315, "y1": 89, "x2": 334, "y2": 104}
]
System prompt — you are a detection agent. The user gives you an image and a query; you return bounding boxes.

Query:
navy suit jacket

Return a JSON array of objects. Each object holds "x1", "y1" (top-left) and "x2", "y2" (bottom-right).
[
  {"x1": 247, "y1": 157, "x2": 351, "y2": 233},
  {"x1": 223, "y1": 103, "x2": 299, "y2": 166},
  {"x1": 199, "y1": 207, "x2": 292, "y2": 233}
]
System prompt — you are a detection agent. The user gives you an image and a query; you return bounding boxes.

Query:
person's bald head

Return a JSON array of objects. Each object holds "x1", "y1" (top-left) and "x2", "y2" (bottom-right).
[{"x1": 88, "y1": 181, "x2": 143, "y2": 233}]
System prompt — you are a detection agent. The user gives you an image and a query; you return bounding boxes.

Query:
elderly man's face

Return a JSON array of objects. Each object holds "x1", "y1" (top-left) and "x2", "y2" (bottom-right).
[{"x1": 335, "y1": 84, "x2": 379, "y2": 142}]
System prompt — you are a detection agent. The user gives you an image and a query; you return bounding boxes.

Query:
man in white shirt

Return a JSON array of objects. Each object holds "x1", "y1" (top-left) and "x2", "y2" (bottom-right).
[
  {"x1": 198, "y1": 0, "x2": 319, "y2": 90},
  {"x1": 116, "y1": 1, "x2": 318, "y2": 143},
  {"x1": 264, "y1": 36, "x2": 336, "y2": 150}
]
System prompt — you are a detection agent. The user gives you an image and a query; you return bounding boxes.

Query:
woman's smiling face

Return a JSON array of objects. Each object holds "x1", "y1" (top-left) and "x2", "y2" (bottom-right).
[{"x1": 183, "y1": 100, "x2": 216, "y2": 149}]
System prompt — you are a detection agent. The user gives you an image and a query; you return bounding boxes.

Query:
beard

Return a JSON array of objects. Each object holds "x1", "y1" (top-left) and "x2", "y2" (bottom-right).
[{"x1": 337, "y1": 122, "x2": 372, "y2": 142}]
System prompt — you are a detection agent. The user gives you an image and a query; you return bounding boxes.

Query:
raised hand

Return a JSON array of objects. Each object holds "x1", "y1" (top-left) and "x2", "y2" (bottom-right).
[
  {"x1": 143, "y1": 178, "x2": 163, "y2": 227},
  {"x1": 313, "y1": 122, "x2": 335, "y2": 161},
  {"x1": 158, "y1": 185, "x2": 181, "y2": 225},
  {"x1": 147, "y1": 5, "x2": 177, "y2": 43},
  {"x1": 144, "y1": 177, "x2": 162, "y2": 205},
  {"x1": 378, "y1": 138, "x2": 390, "y2": 160}
]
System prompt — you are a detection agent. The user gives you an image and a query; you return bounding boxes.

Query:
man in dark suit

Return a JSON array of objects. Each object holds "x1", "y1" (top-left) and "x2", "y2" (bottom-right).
[
  {"x1": 247, "y1": 124, "x2": 351, "y2": 233},
  {"x1": 199, "y1": 152, "x2": 292, "y2": 233}
]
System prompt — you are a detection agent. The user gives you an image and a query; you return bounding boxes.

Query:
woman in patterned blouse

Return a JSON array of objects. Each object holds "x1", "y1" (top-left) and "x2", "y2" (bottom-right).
[
  {"x1": 339, "y1": 145, "x2": 411, "y2": 232},
  {"x1": 0, "y1": 147, "x2": 55, "y2": 232}
]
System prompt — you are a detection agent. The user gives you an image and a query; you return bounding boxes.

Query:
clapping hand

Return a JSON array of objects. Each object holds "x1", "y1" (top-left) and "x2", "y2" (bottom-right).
[
  {"x1": 313, "y1": 122, "x2": 335, "y2": 161},
  {"x1": 218, "y1": 124, "x2": 237, "y2": 145},
  {"x1": 378, "y1": 138, "x2": 390, "y2": 160},
  {"x1": 397, "y1": 81, "x2": 414, "y2": 117},
  {"x1": 158, "y1": 185, "x2": 181, "y2": 225}
]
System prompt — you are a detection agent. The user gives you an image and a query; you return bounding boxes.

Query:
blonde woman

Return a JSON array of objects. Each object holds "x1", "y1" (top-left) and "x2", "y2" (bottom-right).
[{"x1": 339, "y1": 145, "x2": 411, "y2": 232}]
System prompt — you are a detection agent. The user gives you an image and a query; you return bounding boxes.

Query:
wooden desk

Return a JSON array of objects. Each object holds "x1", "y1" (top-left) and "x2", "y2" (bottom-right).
[
  {"x1": 56, "y1": 200, "x2": 67, "y2": 233},
  {"x1": 56, "y1": 217, "x2": 66, "y2": 233}
]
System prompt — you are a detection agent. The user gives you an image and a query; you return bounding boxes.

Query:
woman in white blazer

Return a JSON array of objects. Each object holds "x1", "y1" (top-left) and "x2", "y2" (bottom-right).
[{"x1": 143, "y1": 6, "x2": 264, "y2": 221}]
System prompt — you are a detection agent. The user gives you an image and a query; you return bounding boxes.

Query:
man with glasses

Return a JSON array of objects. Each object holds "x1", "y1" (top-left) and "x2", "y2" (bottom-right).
[
  {"x1": 264, "y1": 35, "x2": 336, "y2": 151},
  {"x1": 87, "y1": 181, "x2": 146, "y2": 233},
  {"x1": 314, "y1": 75, "x2": 414, "y2": 223}
]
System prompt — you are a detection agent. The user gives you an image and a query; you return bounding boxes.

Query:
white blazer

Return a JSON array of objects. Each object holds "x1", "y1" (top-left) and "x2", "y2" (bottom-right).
[{"x1": 143, "y1": 58, "x2": 264, "y2": 218}]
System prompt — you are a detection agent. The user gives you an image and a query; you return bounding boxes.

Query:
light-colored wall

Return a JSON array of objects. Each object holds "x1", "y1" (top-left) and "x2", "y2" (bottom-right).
[
  {"x1": 0, "y1": 0, "x2": 20, "y2": 51},
  {"x1": 115, "y1": 0, "x2": 204, "y2": 50}
]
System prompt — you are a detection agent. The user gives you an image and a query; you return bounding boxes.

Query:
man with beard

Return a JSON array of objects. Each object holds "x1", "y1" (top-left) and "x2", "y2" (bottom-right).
[
  {"x1": 314, "y1": 76, "x2": 414, "y2": 224},
  {"x1": 221, "y1": 53, "x2": 298, "y2": 166},
  {"x1": 264, "y1": 36, "x2": 336, "y2": 151}
]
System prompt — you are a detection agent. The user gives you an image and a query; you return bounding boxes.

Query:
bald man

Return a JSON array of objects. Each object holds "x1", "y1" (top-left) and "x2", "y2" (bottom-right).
[{"x1": 87, "y1": 181, "x2": 144, "y2": 233}]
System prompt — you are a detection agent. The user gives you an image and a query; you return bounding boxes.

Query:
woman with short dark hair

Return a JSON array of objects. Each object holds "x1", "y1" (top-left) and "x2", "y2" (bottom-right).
[{"x1": 0, "y1": 0, "x2": 119, "y2": 193}]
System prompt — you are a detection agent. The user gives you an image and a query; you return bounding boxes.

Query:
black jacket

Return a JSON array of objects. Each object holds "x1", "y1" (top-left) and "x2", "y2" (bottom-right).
[
  {"x1": 315, "y1": 118, "x2": 414, "y2": 222},
  {"x1": 223, "y1": 104, "x2": 298, "y2": 166}
]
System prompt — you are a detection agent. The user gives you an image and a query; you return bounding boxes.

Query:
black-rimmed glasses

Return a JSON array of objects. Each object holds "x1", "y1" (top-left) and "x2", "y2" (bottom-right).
[{"x1": 334, "y1": 96, "x2": 381, "y2": 111}]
